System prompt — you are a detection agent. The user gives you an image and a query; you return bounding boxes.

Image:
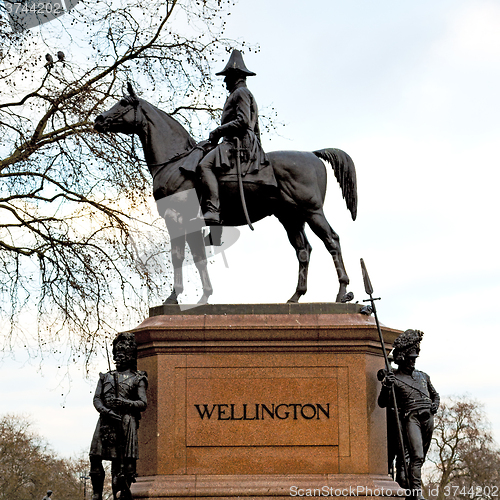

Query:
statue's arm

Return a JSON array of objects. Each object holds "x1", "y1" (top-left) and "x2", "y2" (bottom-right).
[
  {"x1": 93, "y1": 372, "x2": 121, "y2": 421},
  {"x1": 254, "y1": 116, "x2": 262, "y2": 142},
  {"x1": 135, "y1": 379, "x2": 148, "y2": 411},
  {"x1": 378, "y1": 385, "x2": 391, "y2": 408},
  {"x1": 377, "y1": 371, "x2": 394, "y2": 408},
  {"x1": 123, "y1": 379, "x2": 147, "y2": 411},
  {"x1": 93, "y1": 373, "x2": 107, "y2": 413},
  {"x1": 427, "y1": 374, "x2": 440, "y2": 414},
  {"x1": 213, "y1": 89, "x2": 252, "y2": 139},
  {"x1": 112, "y1": 376, "x2": 148, "y2": 412}
]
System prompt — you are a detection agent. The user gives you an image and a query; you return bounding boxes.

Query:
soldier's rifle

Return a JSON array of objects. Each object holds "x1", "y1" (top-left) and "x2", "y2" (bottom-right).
[{"x1": 360, "y1": 258, "x2": 409, "y2": 487}]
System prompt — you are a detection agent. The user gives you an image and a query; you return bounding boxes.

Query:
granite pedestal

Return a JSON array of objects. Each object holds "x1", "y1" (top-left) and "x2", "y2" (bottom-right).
[{"x1": 130, "y1": 303, "x2": 403, "y2": 499}]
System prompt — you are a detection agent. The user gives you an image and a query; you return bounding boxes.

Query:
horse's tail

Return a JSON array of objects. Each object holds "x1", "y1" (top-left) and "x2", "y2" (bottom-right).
[{"x1": 313, "y1": 148, "x2": 357, "y2": 221}]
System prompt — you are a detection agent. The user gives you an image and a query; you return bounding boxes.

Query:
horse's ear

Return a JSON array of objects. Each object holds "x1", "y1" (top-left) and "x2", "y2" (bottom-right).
[{"x1": 127, "y1": 82, "x2": 139, "y2": 103}]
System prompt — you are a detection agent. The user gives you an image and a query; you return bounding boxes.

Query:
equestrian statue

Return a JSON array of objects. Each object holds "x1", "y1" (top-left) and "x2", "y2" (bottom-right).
[{"x1": 94, "y1": 50, "x2": 358, "y2": 305}]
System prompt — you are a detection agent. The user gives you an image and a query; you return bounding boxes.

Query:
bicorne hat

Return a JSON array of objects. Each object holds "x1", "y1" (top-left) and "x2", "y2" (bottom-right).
[{"x1": 216, "y1": 49, "x2": 256, "y2": 76}]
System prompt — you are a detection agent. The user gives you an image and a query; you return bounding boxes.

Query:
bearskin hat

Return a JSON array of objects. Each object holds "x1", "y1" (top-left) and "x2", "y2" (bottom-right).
[
  {"x1": 392, "y1": 329, "x2": 424, "y2": 363},
  {"x1": 112, "y1": 332, "x2": 138, "y2": 370}
]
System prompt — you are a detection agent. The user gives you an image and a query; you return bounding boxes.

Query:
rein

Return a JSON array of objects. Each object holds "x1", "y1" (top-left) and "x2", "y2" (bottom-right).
[
  {"x1": 114, "y1": 96, "x2": 208, "y2": 179},
  {"x1": 150, "y1": 143, "x2": 205, "y2": 180},
  {"x1": 106, "y1": 100, "x2": 140, "y2": 158},
  {"x1": 131, "y1": 105, "x2": 138, "y2": 159}
]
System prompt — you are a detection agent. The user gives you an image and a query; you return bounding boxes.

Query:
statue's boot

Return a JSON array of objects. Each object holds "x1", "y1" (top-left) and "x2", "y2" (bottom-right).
[
  {"x1": 204, "y1": 226, "x2": 223, "y2": 246},
  {"x1": 410, "y1": 456, "x2": 425, "y2": 500},
  {"x1": 90, "y1": 472, "x2": 104, "y2": 500},
  {"x1": 90, "y1": 458, "x2": 105, "y2": 500},
  {"x1": 203, "y1": 211, "x2": 221, "y2": 225},
  {"x1": 202, "y1": 199, "x2": 220, "y2": 225},
  {"x1": 199, "y1": 162, "x2": 221, "y2": 224}
]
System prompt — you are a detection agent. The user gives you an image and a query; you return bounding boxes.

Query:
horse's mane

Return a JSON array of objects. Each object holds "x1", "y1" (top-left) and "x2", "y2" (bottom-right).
[{"x1": 139, "y1": 98, "x2": 197, "y2": 150}]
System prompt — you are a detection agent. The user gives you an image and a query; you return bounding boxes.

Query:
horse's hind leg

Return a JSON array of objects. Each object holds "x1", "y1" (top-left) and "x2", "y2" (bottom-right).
[
  {"x1": 278, "y1": 217, "x2": 312, "y2": 303},
  {"x1": 186, "y1": 229, "x2": 213, "y2": 304},
  {"x1": 306, "y1": 210, "x2": 349, "y2": 302}
]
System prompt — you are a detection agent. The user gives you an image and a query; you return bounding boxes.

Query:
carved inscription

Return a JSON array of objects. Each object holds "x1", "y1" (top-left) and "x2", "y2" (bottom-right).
[
  {"x1": 186, "y1": 376, "x2": 339, "y2": 447},
  {"x1": 194, "y1": 403, "x2": 331, "y2": 420}
]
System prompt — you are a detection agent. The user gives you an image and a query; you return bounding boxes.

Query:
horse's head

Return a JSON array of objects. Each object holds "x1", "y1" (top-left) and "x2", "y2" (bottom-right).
[
  {"x1": 95, "y1": 82, "x2": 197, "y2": 169},
  {"x1": 94, "y1": 83, "x2": 140, "y2": 134}
]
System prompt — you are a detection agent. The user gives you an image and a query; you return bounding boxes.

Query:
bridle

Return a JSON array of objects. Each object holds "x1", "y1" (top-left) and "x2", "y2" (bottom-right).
[
  {"x1": 114, "y1": 96, "x2": 139, "y2": 126},
  {"x1": 112, "y1": 95, "x2": 140, "y2": 159}
]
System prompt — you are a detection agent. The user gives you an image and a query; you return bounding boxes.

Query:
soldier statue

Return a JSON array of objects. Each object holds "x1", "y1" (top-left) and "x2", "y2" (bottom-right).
[
  {"x1": 378, "y1": 329, "x2": 439, "y2": 499},
  {"x1": 198, "y1": 49, "x2": 269, "y2": 225},
  {"x1": 89, "y1": 332, "x2": 148, "y2": 500}
]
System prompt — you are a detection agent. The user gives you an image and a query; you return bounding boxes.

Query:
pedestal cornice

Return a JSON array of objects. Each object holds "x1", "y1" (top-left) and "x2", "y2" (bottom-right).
[{"x1": 133, "y1": 303, "x2": 400, "y2": 357}]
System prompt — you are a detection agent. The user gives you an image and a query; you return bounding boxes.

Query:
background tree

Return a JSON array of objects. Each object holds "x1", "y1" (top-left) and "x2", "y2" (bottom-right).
[
  {"x1": 0, "y1": 414, "x2": 88, "y2": 500},
  {"x1": 0, "y1": 0, "x2": 259, "y2": 364},
  {"x1": 424, "y1": 396, "x2": 500, "y2": 500}
]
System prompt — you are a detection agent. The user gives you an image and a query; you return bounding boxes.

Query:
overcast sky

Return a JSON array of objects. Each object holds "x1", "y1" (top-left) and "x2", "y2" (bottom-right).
[{"x1": 2, "y1": 0, "x2": 500, "y2": 459}]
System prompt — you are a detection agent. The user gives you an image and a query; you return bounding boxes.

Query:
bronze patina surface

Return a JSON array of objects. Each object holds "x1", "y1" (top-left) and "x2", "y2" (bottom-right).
[{"x1": 94, "y1": 52, "x2": 357, "y2": 306}]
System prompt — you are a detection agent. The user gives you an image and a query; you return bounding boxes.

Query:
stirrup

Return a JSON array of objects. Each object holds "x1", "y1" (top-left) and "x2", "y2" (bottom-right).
[{"x1": 202, "y1": 211, "x2": 221, "y2": 225}]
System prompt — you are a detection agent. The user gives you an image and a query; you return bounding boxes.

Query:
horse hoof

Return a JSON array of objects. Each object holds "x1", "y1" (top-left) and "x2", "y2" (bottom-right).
[
  {"x1": 163, "y1": 298, "x2": 178, "y2": 305},
  {"x1": 287, "y1": 293, "x2": 301, "y2": 303},
  {"x1": 163, "y1": 292, "x2": 179, "y2": 305},
  {"x1": 197, "y1": 294, "x2": 209, "y2": 305}
]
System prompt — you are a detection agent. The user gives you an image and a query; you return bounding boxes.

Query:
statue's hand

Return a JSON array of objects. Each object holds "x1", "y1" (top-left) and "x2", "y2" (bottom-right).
[
  {"x1": 383, "y1": 372, "x2": 395, "y2": 387},
  {"x1": 108, "y1": 396, "x2": 129, "y2": 409},
  {"x1": 431, "y1": 402, "x2": 439, "y2": 414},
  {"x1": 105, "y1": 409, "x2": 122, "y2": 422},
  {"x1": 209, "y1": 129, "x2": 220, "y2": 145}
]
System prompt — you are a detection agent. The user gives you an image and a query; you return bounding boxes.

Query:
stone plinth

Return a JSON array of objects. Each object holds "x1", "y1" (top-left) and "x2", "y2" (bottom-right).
[{"x1": 131, "y1": 303, "x2": 403, "y2": 499}]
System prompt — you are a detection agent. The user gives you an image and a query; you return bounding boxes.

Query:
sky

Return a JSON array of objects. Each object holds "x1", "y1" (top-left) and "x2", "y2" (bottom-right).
[{"x1": 1, "y1": 0, "x2": 500, "y2": 460}]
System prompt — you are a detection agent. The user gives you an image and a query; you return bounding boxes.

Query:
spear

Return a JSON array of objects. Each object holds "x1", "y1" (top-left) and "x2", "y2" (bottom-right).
[
  {"x1": 105, "y1": 340, "x2": 112, "y2": 373},
  {"x1": 360, "y1": 258, "x2": 409, "y2": 487}
]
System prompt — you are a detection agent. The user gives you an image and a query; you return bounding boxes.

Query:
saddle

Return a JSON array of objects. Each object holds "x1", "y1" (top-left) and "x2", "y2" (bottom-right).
[{"x1": 180, "y1": 140, "x2": 277, "y2": 188}]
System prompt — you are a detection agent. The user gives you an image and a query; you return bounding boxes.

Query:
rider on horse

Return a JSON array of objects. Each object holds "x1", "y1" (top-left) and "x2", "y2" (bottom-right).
[{"x1": 199, "y1": 49, "x2": 269, "y2": 225}]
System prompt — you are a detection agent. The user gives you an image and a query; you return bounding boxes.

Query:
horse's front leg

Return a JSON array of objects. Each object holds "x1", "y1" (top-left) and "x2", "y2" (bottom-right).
[
  {"x1": 163, "y1": 233, "x2": 186, "y2": 304},
  {"x1": 165, "y1": 234, "x2": 187, "y2": 304},
  {"x1": 163, "y1": 209, "x2": 186, "y2": 305},
  {"x1": 186, "y1": 228, "x2": 213, "y2": 304}
]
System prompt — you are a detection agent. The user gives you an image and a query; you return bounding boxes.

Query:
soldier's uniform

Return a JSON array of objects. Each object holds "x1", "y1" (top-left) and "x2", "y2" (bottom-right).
[
  {"x1": 90, "y1": 370, "x2": 148, "y2": 461},
  {"x1": 378, "y1": 330, "x2": 439, "y2": 499},
  {"x1": 199, "y1": 49, "x2": 269, "y2": 224},
  {"x1": 89, "y1": 333, "x2": 148, "y2": 500}
]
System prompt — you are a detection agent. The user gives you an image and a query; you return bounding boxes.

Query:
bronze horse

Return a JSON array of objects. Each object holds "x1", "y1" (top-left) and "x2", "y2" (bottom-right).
[{"x1": 94, "y1": 85, "x2": 357, "y2": 305}]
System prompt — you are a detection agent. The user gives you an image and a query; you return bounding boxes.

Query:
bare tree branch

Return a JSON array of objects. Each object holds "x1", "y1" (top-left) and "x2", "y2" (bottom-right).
[{"x1": 0, "y1": 0, "x2": 251, "y2": 366}]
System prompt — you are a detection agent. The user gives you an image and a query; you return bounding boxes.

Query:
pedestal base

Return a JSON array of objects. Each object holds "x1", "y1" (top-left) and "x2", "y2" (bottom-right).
[
  {"x1": 131, "y1": 303, "x2": 403, "y2": 499},
  {"x1": 133, "y1": 474, "x2": 404, "y2": 499}
]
